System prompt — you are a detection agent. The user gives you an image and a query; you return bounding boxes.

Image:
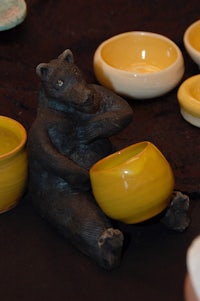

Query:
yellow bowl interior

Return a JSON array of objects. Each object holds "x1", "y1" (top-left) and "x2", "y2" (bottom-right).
[
  {"x1": 187, "y1": 22, "x2": 200, "y2": 52},
  {"x1": 178, "y1": 75, "x2": 200, "y2": 117},
  {"x1": 188, "y1": 82, "x2": 200, "y2": 102},
  {"x1": 0, "y1": 116, "x2": 27, "y2": 159},
  {"x1": 0, "y1": 116, "x2": 28, "y2": 213},
  {"x1": 101, "y1": 33, "x2": 178, "y2": 73}
]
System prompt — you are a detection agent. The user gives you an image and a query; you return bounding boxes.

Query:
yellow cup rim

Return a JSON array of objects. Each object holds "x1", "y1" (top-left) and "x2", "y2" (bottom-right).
[
  {"x1": 0, "y1": 115, "x2": 27, "y2": 160},
  {"x1": 90, "y1": 141, "x2": 154, "y2": 173}
]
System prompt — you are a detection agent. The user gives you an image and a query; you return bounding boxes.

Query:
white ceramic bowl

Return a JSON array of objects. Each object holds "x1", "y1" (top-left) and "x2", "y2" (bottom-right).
[
  {"x1": 177, "y1": 74, "x2": 200, "y2": 127},
  {"x1": 184, "y1": 20, "x2": 200, "y2": 68},
  {"x1": 93, "y1": 31, "x2": 184, "y2": 99},
  {"x1": 0, "y1": 0, "x2": 27, "y2": 31}
]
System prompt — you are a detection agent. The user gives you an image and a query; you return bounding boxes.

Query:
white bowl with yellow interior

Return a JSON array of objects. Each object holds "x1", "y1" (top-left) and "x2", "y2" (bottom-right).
[
  {"x1": 94, "y1": 31, "x2": 184, "y2": 99},
  {"x1": 177, "y1": 74, "x2": 200, "y2": 127}
]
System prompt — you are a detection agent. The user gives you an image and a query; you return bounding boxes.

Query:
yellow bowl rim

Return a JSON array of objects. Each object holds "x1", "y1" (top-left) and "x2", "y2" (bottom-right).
[
  {"x1": 94, "y1": 31, "x2": 183, "y2": 78},
  {"x1": 177, "y1": 74, "x2": 200, "y2": 117},
  {"x1": 184, "y1": 19, "x2": 200, "y2": 55},
  {"x1": 0, "y1": 115, "x2": 27, "y2": 160}
]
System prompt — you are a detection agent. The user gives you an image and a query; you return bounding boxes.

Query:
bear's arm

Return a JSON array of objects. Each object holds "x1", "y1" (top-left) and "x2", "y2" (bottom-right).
[
  {"x1": 28, "y1": 122, "x2": 90, "y2": 188},
  {"x1": 78, "y1": 84, "x2": 133, "y2": 142}
]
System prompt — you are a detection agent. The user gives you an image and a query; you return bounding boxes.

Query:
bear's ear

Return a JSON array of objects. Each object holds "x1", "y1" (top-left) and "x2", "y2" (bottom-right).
[
  {"x1": 36, "y1": 63, "x2": 49, "y2": 80},
  {"x1": 58, "y1": 49, "x2": 74, "y2": 63}
]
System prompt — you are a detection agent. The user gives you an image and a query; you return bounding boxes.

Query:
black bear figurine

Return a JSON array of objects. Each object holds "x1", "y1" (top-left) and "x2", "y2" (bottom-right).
[{"x1": 28, "y1": 49, "x2": 133, "y2": 270}]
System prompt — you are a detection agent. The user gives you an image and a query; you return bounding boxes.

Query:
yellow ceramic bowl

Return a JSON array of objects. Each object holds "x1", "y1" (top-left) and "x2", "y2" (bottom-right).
[
  {"x1": 184, "y1": 20, "x2": 200, "y2": 67},
  {"x1": 0, "y1": 116, "x2": 28, "y2": 213},
  {"x1": 177, "y1": 74, "x2": 200, "y2": 127},
  {"x1": 93, "y1": 31, "x2": 184, "y2": 99},
  {"x1": 90, "y1": 141, "x2": 174, "y2": 224}
]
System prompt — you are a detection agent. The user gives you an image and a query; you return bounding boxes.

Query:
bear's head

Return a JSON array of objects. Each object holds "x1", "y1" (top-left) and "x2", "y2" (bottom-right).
[{"x1": 36, "y1": 49, "x2": 97, "y2": 113}]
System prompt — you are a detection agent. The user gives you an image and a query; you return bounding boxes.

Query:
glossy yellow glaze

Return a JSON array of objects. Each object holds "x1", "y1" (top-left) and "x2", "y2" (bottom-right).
[
  {"x1": 90, "y1": 141, "x2": 174, "y2": 224},
  {"x1": 0, "y1": 116, "x2": 28, "y2": 213},
  {"x1": 177, "y1": 75, "x2": 200, "y2": 127}
]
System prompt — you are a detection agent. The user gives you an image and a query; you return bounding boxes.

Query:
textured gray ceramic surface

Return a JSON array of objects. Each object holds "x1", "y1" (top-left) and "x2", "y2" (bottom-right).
[{"x1": 0, "y1": 0, "x2": 27, "y2": 31}]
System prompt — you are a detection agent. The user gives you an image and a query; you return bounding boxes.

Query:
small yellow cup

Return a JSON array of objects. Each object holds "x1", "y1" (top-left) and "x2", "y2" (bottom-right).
[
  {"x1": 0, "y1": 116, "x2": 28, "y2": 213},
  {"x1": 177, "y1": 74, "x2": 200, "y2": 127},
  {"x1": 90, "y1": 141, "x2": 174, "y2": 224}
]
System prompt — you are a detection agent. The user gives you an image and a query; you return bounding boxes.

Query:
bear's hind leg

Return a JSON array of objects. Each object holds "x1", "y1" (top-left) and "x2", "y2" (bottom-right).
[{"x1": 33, "y1": 189, "x2": 124, "y2": 270}]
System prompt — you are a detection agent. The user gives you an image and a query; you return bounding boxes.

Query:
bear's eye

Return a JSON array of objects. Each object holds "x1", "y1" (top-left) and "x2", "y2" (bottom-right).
[{"x1": 57, "y1": 79, "x2": 64, "y2": 87}]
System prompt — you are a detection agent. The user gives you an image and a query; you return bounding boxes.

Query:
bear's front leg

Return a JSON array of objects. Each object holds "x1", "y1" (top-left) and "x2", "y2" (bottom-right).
[{"x1": 77, "y1": 84, "x2": 133, "y2": 144}]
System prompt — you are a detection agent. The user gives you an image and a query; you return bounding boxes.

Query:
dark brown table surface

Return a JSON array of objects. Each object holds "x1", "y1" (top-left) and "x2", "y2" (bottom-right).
[{"x1": 1, "y1": 1, "x2": 200, "y2": 300}]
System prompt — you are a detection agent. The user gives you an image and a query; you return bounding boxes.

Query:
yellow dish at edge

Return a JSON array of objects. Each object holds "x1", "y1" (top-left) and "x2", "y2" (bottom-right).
[
  {"x1": 177, "y1": 74, "x2": 200, "y2": 127},
  {"x1": 90, "y1": 141, "x2": 174, "y2": 224},
  {"x1": 0, "y1": 116, "x2": 28, "y2": 213}
]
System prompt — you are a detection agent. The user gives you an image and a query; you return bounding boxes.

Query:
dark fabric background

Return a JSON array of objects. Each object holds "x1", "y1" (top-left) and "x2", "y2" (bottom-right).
[{"x1": 0, "y1": 1, "x2": 200, "y2": 300}]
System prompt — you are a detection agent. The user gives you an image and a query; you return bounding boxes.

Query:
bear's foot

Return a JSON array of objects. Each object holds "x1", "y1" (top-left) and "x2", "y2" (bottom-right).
[
  {"x1": 97, "y1": 228, "x2": 124, "y2": 270},
  {"x1": 160, "y1": 190, "x2": 190, "y2": 232}
]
